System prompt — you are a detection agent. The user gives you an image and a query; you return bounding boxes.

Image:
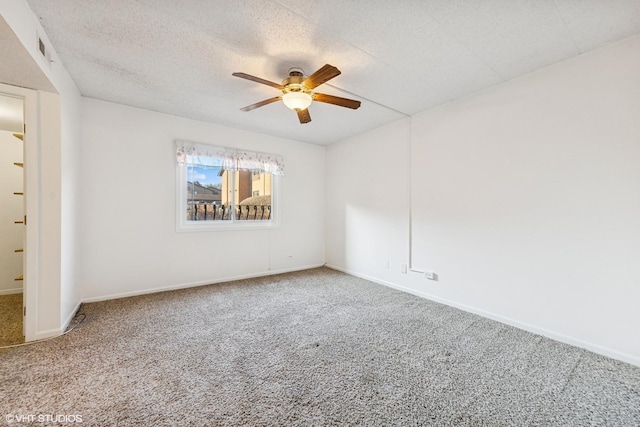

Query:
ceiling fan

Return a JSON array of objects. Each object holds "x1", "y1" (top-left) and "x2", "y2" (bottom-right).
[{"x1": 232, "y1": 64, "x2": 361, "y2": 124}]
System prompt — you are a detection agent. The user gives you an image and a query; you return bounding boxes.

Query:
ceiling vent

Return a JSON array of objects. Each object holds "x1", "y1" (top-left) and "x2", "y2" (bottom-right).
[{"x1": 36, "y1": 33, "x2": 52, "y2": 67}]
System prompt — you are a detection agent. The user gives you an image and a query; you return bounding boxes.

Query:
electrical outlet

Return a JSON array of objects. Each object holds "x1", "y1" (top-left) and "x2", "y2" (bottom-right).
[
  {"x1": 287, "y1": 255, "x2": 293, "y2": 261},
  {"x1": 425, "y1": 271, "x2": 438, "y2": 281}
]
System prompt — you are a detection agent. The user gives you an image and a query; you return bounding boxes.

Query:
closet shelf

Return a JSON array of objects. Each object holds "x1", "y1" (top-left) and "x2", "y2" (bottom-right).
[
  {"x1": 14, "y1": 162, "x2": 23, "y2": 168},
  {"x1": 15, "y1": 275, "x2": 23, "y2": 281}
]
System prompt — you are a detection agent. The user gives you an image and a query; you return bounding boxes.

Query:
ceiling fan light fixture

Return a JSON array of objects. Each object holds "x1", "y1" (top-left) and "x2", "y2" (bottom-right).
[
  {"x1": 233, "y1": 64, "x2": 359, "y2": 124},
  {"x1": 282, "y1": 91, "x2": 312, "y2": 111}
]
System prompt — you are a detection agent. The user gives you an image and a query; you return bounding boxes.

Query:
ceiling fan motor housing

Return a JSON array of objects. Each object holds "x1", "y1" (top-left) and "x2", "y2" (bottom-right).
[{"x1": 282, "y1": 67, "x2": 308, "y2": 94}]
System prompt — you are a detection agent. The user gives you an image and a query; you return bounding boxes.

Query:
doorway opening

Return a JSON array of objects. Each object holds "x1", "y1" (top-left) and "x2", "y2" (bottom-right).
[{"x1": 0, "y1": 93, "x2": 25, "y2": 346}]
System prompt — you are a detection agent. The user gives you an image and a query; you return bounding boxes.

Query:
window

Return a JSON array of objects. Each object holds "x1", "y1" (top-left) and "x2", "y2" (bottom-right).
[{"x1": 176, "y1": 140, "x2": 284, "y2": 231}]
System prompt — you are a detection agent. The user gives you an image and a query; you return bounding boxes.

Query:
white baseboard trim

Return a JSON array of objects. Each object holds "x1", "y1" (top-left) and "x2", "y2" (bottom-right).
[
  {"x1": 62, "y1": 301, "x2": 82, "y2": 332},
  {"x1": 81, "y1": 264, "x2": 326, "y2": 303},
  {"x1": 0, "y1": 288, "x2": 23, "y2": 295},
  {"x1": 34, "y1": 328, "x2": 63, "y2": 341},
  {"x1": 24, "y1": 302, "x2": 82, "y2": 343},
  {"x1": 326, "y1": 264, "x2": 640, "y2": 368}
]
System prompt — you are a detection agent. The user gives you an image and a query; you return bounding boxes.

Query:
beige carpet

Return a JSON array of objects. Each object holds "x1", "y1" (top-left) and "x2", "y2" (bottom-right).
[
  {"x1": 0, "y1": 268, "x2": 639, "y2": 426},
  {"x1": 0, "y1": 293, "x2": 23, "y2": 346}
]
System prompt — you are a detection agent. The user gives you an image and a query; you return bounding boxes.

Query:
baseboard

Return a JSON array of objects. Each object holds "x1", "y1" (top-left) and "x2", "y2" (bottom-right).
[
  {"x1": 34, "y1": 328, "x2": 62, "y2": 341},
  {"x1": 22, "y1": 301, "x2": 82, "y2": 343},
  {"x1": 81, "y1": 264, "x2": 326, "y2": 303},
  {"x1": 326, "y1": 264, "x2": 640, "y2": 368},
  {"x1": 0, "y1": 288, "x2": 23, "y2": 295},
  {"x1": 62, "y1": 300, "x2": 82, "y2": 332}
]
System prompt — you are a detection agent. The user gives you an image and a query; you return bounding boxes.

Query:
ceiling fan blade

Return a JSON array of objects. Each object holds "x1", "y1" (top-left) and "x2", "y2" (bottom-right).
[
  {"x1": 240, "y1": 97, "x2": 281, "y2": 112},
  {"x1": 297, "y1": 108, "x2": 311, "y2": 124},
  {"x1": 303, "y1": 64, "x2": 341, "y2": 89},
  {"x1": 232, "y1": 72, "x2": 284, "y2": 90},
  {"x1": 313, "y1": 93, "x2": 361, "y2": 109}
]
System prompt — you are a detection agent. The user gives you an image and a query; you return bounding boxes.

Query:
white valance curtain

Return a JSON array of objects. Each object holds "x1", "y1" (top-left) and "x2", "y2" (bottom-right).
[{"x1": 175, "y1": 140, "x2": 285, "y2": 176}]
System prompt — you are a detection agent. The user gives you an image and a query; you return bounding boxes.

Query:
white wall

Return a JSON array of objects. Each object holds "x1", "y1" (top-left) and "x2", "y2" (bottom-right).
[
  {"x1": 326, "y1": 35, "x2": 640, "y2": 366},
  {"x1": 79, "y1": 98, "x2": 325, "y2": 301},
  {"x1": 0, "y1": 129, "x2": 23, "y2": 294},
  {"x1": 58, "y1": 78, "x2": 82, "y2": 329},
  {"x1": 1, "y1": 0, "x2": 83, "y2": 337},
  {"x1": 325, "y1": 118, "x2": 410, "y2": 282}
]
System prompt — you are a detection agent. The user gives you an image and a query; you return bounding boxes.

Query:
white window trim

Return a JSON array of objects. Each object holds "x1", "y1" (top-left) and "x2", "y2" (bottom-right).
[{"x1": 175, "y1": 162, "x2": 280, "y2": 232}]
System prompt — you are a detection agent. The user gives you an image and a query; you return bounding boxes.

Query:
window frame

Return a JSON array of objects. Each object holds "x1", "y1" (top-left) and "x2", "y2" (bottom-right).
[{"x1": 175, "y1": 154, "x2": 281, "y2": 233}]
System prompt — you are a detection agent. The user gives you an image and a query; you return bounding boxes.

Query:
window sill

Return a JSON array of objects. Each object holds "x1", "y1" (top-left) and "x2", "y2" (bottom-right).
[{"x1": 176, "y1": 221, "x2": 279, "y2": 233}]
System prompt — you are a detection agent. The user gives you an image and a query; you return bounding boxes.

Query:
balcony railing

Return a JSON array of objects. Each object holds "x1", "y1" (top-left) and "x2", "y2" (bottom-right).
[{"x1": 187, "y1": 202, "x2": 271, "y2": 221}]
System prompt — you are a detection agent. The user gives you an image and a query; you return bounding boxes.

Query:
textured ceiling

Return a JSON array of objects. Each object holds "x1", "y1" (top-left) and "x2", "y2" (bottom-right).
[{"x1": 24, "y1": 0, "x2": 640, "y2": 145}]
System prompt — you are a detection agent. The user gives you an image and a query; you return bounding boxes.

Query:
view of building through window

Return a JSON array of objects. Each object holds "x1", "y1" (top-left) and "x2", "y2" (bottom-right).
[{"x1": 186, "y1": 164, "x2": 272, "y2": 221}]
